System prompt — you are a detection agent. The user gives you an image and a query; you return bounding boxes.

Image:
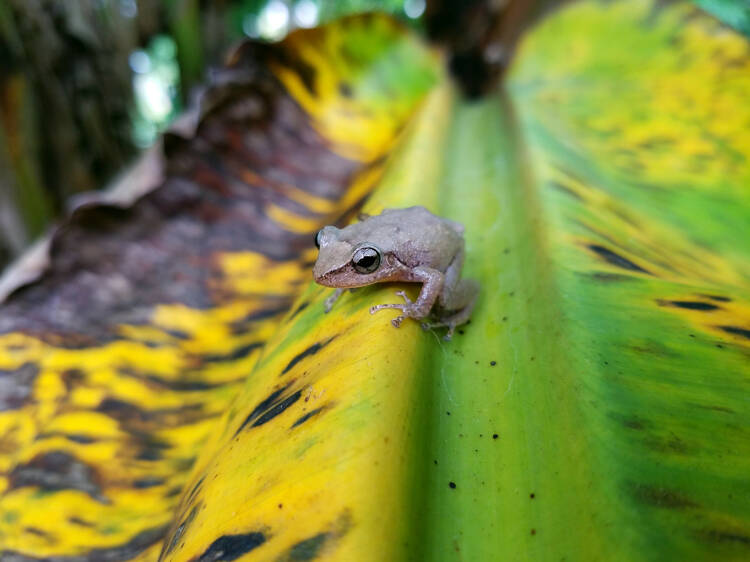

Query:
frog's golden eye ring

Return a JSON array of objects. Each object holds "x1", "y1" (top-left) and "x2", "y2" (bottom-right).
[
  {"x1": 314, "y1": 230, "x2": 322, "y2": 249},
  {"x1": 352, "y1": 246, "x2": 380, "y2": 274}
]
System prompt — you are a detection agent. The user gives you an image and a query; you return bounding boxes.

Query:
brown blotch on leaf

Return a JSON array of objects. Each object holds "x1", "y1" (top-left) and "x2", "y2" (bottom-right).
[
  {"x1": 6, "y1": 525, "x2": 169, "y2": 562},
  {"x1": 697, "y1": 529, "x2": 750, "y2": 546},
  {"x1": 585, "y1": 272, "x2": 638, "y2": 283},
  {"x1": 630, "y1": 483, "x2": 697, "y2": 509},
  {"x1": 9, "y1": 451, "x2": 105, "y2": 502},
  {"x1": 0, "y1": 363, "x2": 38, "y2": 410}
]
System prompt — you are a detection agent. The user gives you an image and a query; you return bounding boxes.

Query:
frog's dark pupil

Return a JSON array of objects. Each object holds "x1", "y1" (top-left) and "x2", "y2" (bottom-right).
[
  {"x1": 357, "y1": 254, "x2": 376, "y2": 268},
  {"x1": 352, "y1": 247, "x2": 380, "y2": 273},
  {"x1": 314, "y1": 230, "x2": 322, "y2": 248}
]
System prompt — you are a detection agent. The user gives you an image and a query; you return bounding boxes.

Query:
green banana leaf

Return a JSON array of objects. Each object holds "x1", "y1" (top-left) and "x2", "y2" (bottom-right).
[{"x1": 1, "y1": 1, "x2": 749, "y2": 561}]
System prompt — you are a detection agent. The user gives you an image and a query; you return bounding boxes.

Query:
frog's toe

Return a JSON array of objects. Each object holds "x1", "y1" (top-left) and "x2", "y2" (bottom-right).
[
  {"x1": 391, "y1": 316, "x2": 404, "y2": 328},
  {"x1": 370, "y1": 303, "x2": 404, "y2": 314},
  {"x1": 394, "y1": 290, "x2": 412, "y2": 305},
  {"x1": 443, "y1": 324, "x2": 457, "y2": 341}
]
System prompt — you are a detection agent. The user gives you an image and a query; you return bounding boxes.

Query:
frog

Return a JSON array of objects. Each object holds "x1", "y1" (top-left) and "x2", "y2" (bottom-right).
[{"x1": 312, "y1": 206, "x2": 479, "y2": 340}]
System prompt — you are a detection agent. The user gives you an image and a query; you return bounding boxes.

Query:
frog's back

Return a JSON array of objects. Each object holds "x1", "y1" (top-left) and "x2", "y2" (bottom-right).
[{"x1": 347, "y1": 206, "x2": 463, "y2": 270}]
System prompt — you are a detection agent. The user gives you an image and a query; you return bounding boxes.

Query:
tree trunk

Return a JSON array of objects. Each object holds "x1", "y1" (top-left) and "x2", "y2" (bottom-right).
[{"x1": 0, "y1": 0, "x2": 141, "y2": 268}]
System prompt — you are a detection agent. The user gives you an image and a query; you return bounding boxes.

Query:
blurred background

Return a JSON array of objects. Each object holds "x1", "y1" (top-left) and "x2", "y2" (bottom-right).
[{"x1": 0, "y1": 0, "x2": 747, "y2": 273}]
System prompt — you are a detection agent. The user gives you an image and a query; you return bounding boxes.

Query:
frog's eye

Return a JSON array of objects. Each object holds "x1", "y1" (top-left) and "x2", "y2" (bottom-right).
[
  {"x1": 314, "y1": 230, "x2": 322, "y2": 249},
  {"x1": 352, "y1": 247, "x2": 380, "y2": 274}
]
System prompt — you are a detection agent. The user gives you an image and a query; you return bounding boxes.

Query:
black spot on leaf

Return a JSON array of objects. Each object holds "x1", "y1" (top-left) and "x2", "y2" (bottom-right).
[
  {"x1": 272, "y1": 47, "x2": 317, "y2": 96},
  {"x1": 283, "y1": 533, "x2": 329, "y2": 561},
  {"x1": 61, "y1": 368, "x2": 85, "y2": 390},
  {"x1": 622, "y1": 418, "x2": 646, "y2": 430},
  {"x1": 229, "y1": 306, "x2": 289, "y2": 334},
  {"x1": 65, "y1": 434, "x2": 96, "y2": 444},
  {"x1": 289, "y1": 301, "x2": 310, "y2": 320},
  {"x1": 694, "y1": 403, "x2": 735, "y2": 414},
  {"x1": 718, "y1": 326, "x2": 750, "y2": 340},
  {"x1": 588, "y1": 244, "x2": 650, "y2": 274},
  {"x1": 163, "y1": 505, "x2": 199, "y2": 556},
  {"x1": 133, "y1": 477, "x2": 165, "y2": 489},
  {"x1": 97, "y1": 398, "x2": 153, "y2": 422},
  {"x1": 252, "y1": 390, "x2": 302, "y2": 427},
  {"x1": 291, "y1": 407, "x2": 325, "y2": 428},
  {"x1": 699, "y1": 529, "x2": 750, "y2": 546},
  {"x1": 165, "y1": 328, "x2": 190, "y2": 340},
  {"x1": 165, "y1": 485, "x2": 183, "y2": 497},
  {"x1": 547, "y1": 180, "x2": 583, "y2": 200},
  {"x1": 281, "y1": 343, "x2": 323, "y2": 375},
  {"x1": 234, "y1": 384, "x2": 291, "y2": 436},
  {"x1": 658, "y1": 300, "x2": 720, "y2": 311},
  {"x1": 69, "y1": 516, "x2": 95, "y2": 527},
  {"x1": 200, "y1": 342, "x2": 263, "y2": 363},
  {"x1": 338, "y1": 83, "x2": 354, "y2": 98},
  {"x1": 195, "y1": 532, "x2": 267, "y2": 561},
  {"x1": 698, "y1": 294, "x2": 731, "y2": 303},
  {"x1": 136, "y1": 437, "x2": 171, "y2": 461},
  {"x1": 586, "y1": 272, "x2": 637, "y2": 283},
  {"x1": 185, "y1": 475, "x2": 206, "y2": 504},
  {"x1": 277, "y1": 510, "x2": 352, "y2": 561},
  {"x1": 281, "y1": 338, "x2": 335, "y2": 376},
  {"x1": 4, "y1": 525, "x2": 169, "y2": 561},
  {"x1": 24, "y1": 527, "x2": 49, "y2": 537}
]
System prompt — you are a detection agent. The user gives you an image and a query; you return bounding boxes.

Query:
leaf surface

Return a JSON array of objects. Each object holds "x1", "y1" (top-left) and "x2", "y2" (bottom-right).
[
  {"x1": 1, "y1": 1, "x2": 750, "y2": 561},
  {"x1": 0, "y1": 16, "x2": 437, "y2": 560},
  {"x1": 163, "y1": 2, "x2": 750, "y2": 561}
]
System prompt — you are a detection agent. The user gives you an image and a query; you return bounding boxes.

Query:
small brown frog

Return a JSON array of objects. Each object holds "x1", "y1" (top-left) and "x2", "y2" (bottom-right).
[{"x1": 313, "y1": 206, "x2": 479, "y2": 340}]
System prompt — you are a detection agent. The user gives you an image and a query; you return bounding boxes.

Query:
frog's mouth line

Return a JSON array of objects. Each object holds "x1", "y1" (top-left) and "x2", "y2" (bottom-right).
[{"x1": 315, "y1": 268, "x2": 377, "y2": 289}]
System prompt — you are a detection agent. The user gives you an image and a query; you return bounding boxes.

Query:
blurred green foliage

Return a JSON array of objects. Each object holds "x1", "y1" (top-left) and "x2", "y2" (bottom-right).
[
  {"x1": 0, "y1": 0, "x2": 747, "y2": 273},
  {"x1": 698, "y1": 0, "x2": 750, "y2": 35},
  {"x1": 134, "y1": 0, "x2": 419, "y2": 147}
]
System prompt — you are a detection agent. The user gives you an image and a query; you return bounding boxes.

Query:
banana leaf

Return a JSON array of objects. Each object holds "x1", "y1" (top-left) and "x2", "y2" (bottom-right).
[
  {"x1": 0, "y1": 15, "x2": 438, "y2": 560},
  {"x1": 1, "y1": 1, "x2": 750, "y2": 561}
]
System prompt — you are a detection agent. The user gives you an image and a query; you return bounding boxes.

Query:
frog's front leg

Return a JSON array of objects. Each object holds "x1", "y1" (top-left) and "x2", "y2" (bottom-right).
[
  {"x1": 324, "y1": 288, "x2": 345, "y2": 312},
  {"x1": 370, "y1": 267, "x2": 444, "y2": 328}
]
